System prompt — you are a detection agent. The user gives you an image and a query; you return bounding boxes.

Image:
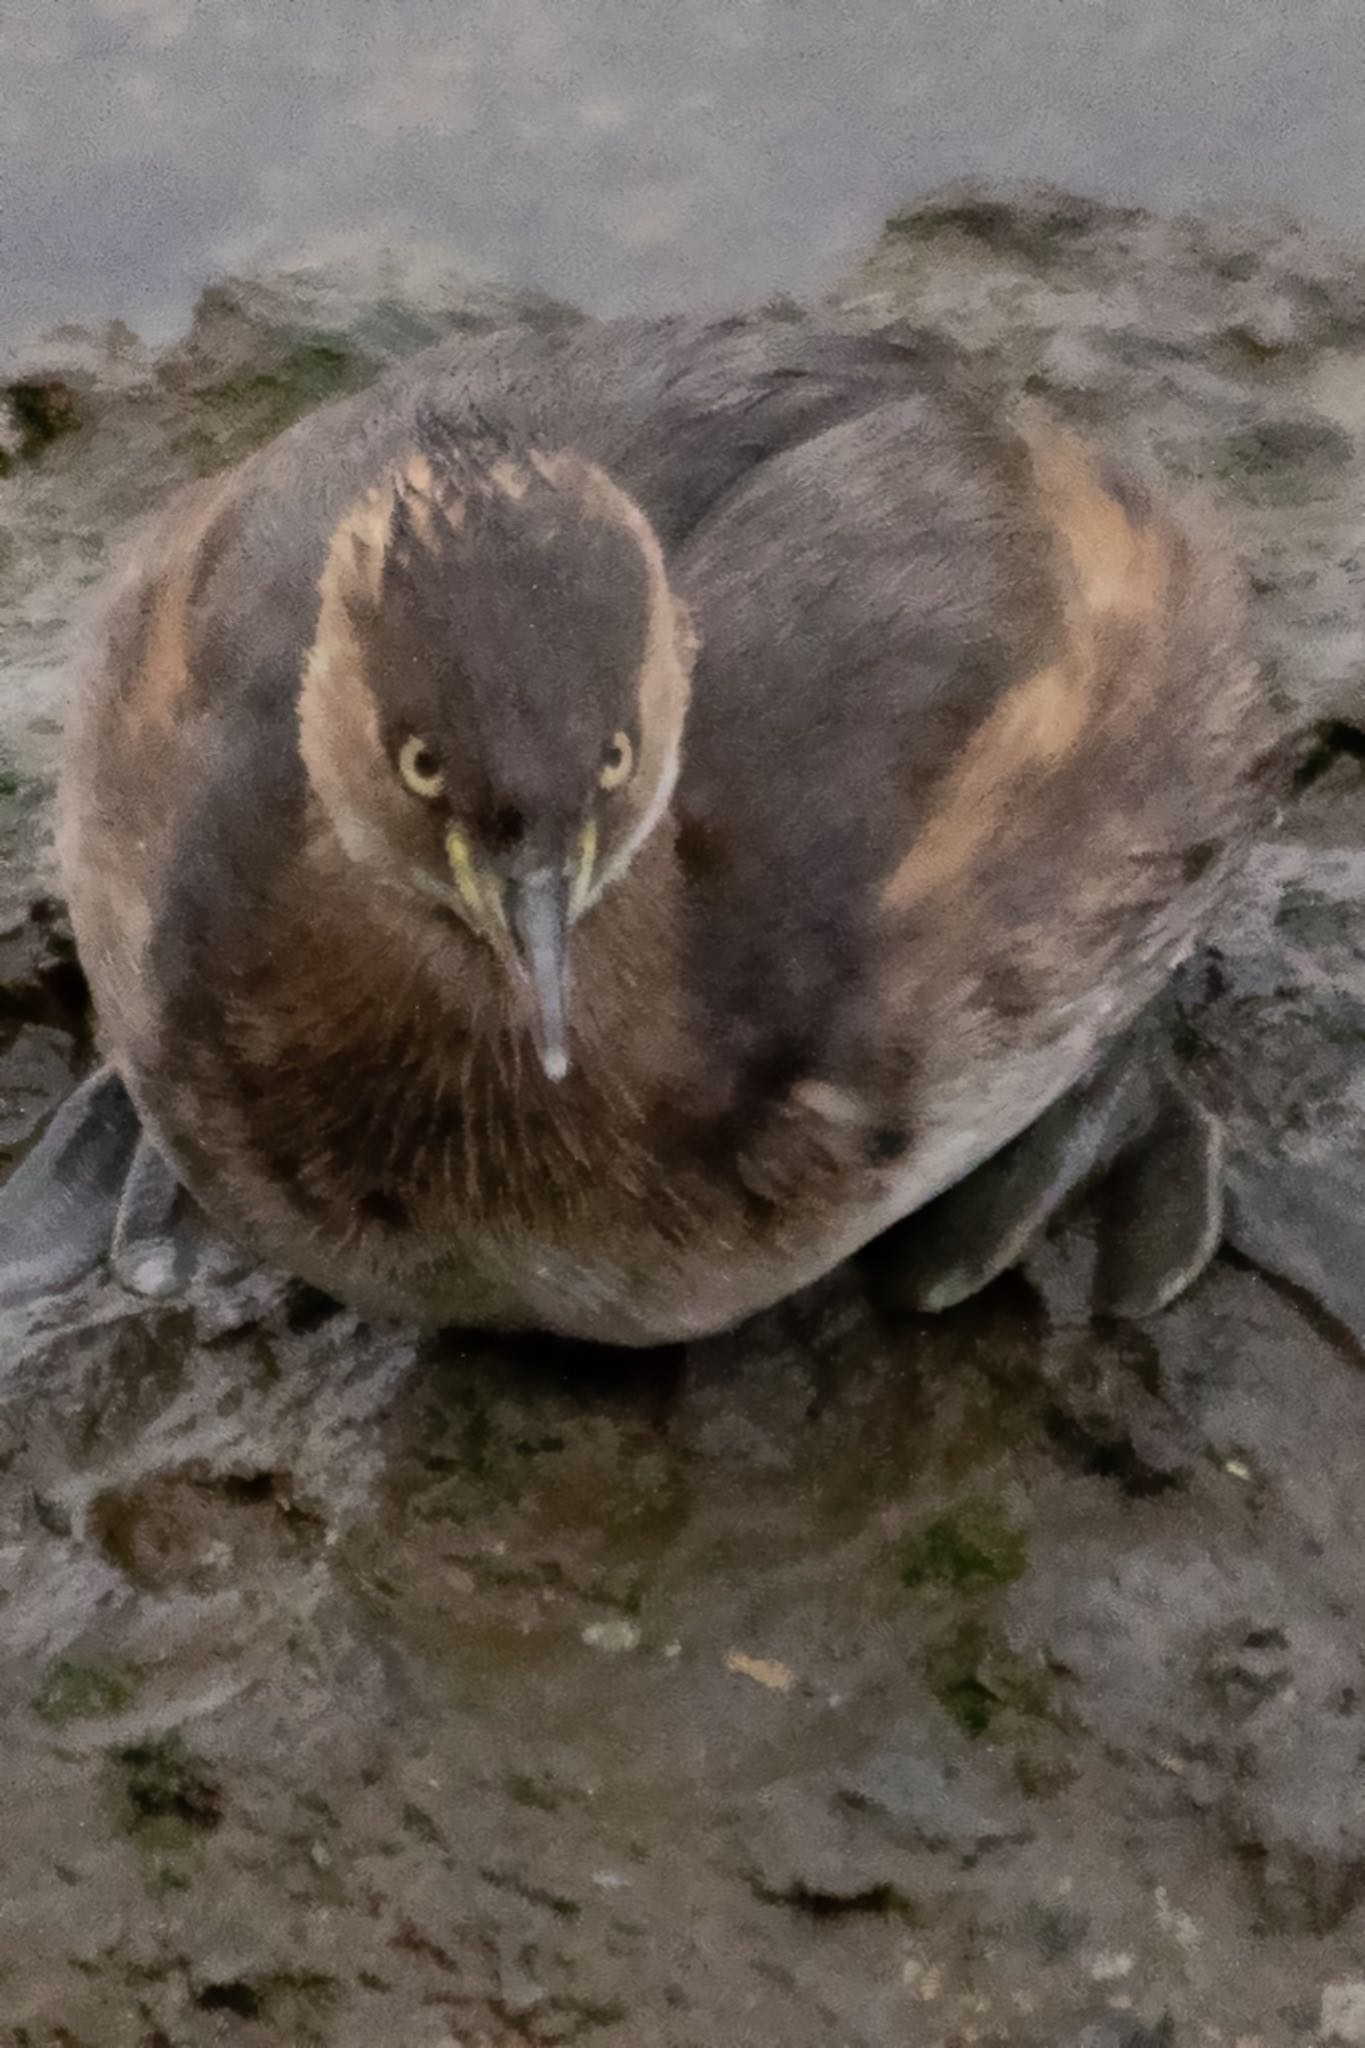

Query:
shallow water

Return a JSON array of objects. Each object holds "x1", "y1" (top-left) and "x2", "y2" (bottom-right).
[{"x1": 5, "y1": 0, "x2": 1365, "y2": 352}]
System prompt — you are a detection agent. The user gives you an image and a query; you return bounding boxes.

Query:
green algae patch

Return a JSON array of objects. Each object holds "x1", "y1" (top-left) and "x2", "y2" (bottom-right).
[
  {"x1": 926, "y1": 1620, "x2": 1052, "y2": 1741},
  {"x1": 34, "y1": 1655, "x2": 136, "y2": 1726},
  {"x1": 901, "y1": 1500, "x2": 1028, "y2": 1593},
  {"x1": 112, "y1": 1731, "x2": 223, "y2": 1849},
  {"x1": 213, "y1": 335, "x2": 371, "y2": 429},
  {"x1": 174, "y1": 335, "x2": 380, "y2": 474}
]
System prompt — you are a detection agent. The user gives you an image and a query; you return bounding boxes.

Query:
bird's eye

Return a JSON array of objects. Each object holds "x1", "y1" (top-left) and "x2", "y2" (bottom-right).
[
  {"x1": 599, "y1": 731, "x2": 633, "y2": 790},
  {"x1": 398, "y1": 735, "x2": 445, "y2": 799}
]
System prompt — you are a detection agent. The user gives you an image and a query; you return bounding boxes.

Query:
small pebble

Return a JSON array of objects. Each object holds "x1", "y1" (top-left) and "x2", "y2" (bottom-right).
[
  {"x1": 725, "y1": 1650, "x2": 795, "y2": 1692},
  {"x1": 1154, "y1": 1885, "x2": 1201, "y2": 1951},
  {"x1": 581, "y1": 1619, "x2": 640, "y2": 1654}
]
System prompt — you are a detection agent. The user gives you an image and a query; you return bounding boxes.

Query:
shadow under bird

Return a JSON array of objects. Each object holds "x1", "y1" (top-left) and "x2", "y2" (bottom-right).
[{"x1": 0, "y1": 315, "x2": 1281, "y2": 1343}]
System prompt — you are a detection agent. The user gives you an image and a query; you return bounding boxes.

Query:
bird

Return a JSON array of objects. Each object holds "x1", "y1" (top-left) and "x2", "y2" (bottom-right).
[{"x1": 0, "y1": 313, "x2": 1280, "y2": 1344}]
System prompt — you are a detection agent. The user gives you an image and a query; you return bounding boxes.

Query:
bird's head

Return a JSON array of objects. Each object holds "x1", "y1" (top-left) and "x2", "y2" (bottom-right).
[{"x1": 299, "y1": 435, "x2": 696, "y2": 1079}]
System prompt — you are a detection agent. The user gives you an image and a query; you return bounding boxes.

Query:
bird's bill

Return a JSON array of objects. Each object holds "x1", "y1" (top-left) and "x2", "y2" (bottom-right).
[{"x1": 504, "y1": 870, "x2": 573, "y2": 1081}]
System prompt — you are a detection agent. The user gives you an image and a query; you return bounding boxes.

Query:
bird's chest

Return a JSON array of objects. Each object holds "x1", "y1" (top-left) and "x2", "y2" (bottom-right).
[
  {"x1": 284, "y1": 1032, "x2": 862, "y2": 1243},
  {"x1": 202, "y1": 1004, "x2": 900, "y2": 1329},
  {"x1": 168, "y1": 956, "x2": 1132, "y2": 1343},
  {"x1": 184, "y1": 880, "x2": 925, "y2": 1336}
]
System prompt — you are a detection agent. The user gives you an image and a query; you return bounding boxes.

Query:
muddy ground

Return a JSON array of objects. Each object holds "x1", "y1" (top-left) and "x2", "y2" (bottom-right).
[{"x1": 4, "y1": 188, "x2": 1365, "y2": 2046}]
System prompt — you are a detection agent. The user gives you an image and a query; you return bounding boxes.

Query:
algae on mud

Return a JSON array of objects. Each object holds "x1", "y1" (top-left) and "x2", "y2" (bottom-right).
[{"x1": 2, "y1": 190, "x2": 1365, "y2": 2043}]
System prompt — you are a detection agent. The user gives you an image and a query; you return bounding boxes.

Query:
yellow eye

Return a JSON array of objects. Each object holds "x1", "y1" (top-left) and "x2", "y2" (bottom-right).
[
  {"x1": 399, "y1": 735, "x2": 445, "y2": 799},
  {"x1": 599, "y1": 731, "x2": 633, "y2": 790}
]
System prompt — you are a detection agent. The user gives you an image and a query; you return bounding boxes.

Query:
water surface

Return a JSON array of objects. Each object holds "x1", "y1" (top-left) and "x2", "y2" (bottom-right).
[{"x1": 4, "y1": 0, "x2": 1363, "y2": 351}]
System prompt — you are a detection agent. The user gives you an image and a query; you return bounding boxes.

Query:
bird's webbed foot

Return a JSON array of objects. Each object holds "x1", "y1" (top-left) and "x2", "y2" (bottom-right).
[
  {"x1": 867, "y1": 1011, "x2": 1224, "y2": 1321},
  {"x1": 0, "y1": 1064, "x2": 141, "y2": 1308},
  {"x1": 0, "y1": 1066, "x2": 234, "y2": 1311}
]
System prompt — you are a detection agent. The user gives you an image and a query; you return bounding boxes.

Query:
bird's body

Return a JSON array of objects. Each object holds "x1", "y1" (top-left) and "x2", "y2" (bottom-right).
[{"x1": 46, "y1": 316, "x2": 1274, "y2": 1343}]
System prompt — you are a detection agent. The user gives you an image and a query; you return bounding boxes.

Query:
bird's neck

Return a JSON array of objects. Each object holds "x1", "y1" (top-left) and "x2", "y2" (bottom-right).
[
  {"x1": 562, "y1": 821, "x2": 695, "y2": 1080},
  {"x1": 305, "y1": 813, "x2": 697, "y2": 1102}
]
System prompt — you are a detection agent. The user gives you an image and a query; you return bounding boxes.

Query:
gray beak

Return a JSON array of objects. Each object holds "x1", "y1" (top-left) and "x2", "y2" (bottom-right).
[{"x1": 505, "y1": 870, "x2": 573, "y2": 1082}]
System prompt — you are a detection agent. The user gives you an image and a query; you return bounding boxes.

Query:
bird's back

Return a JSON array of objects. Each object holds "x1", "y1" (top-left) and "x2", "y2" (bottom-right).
[{"x1": 664, "y1": 380, "x2": 1275, "y2": 1149}]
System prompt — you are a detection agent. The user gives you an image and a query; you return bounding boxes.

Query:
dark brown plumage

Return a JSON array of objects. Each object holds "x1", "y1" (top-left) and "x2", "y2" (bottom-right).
[{"x1": 23, "y1": 315, "x2": 1279, "y2": 1340}]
